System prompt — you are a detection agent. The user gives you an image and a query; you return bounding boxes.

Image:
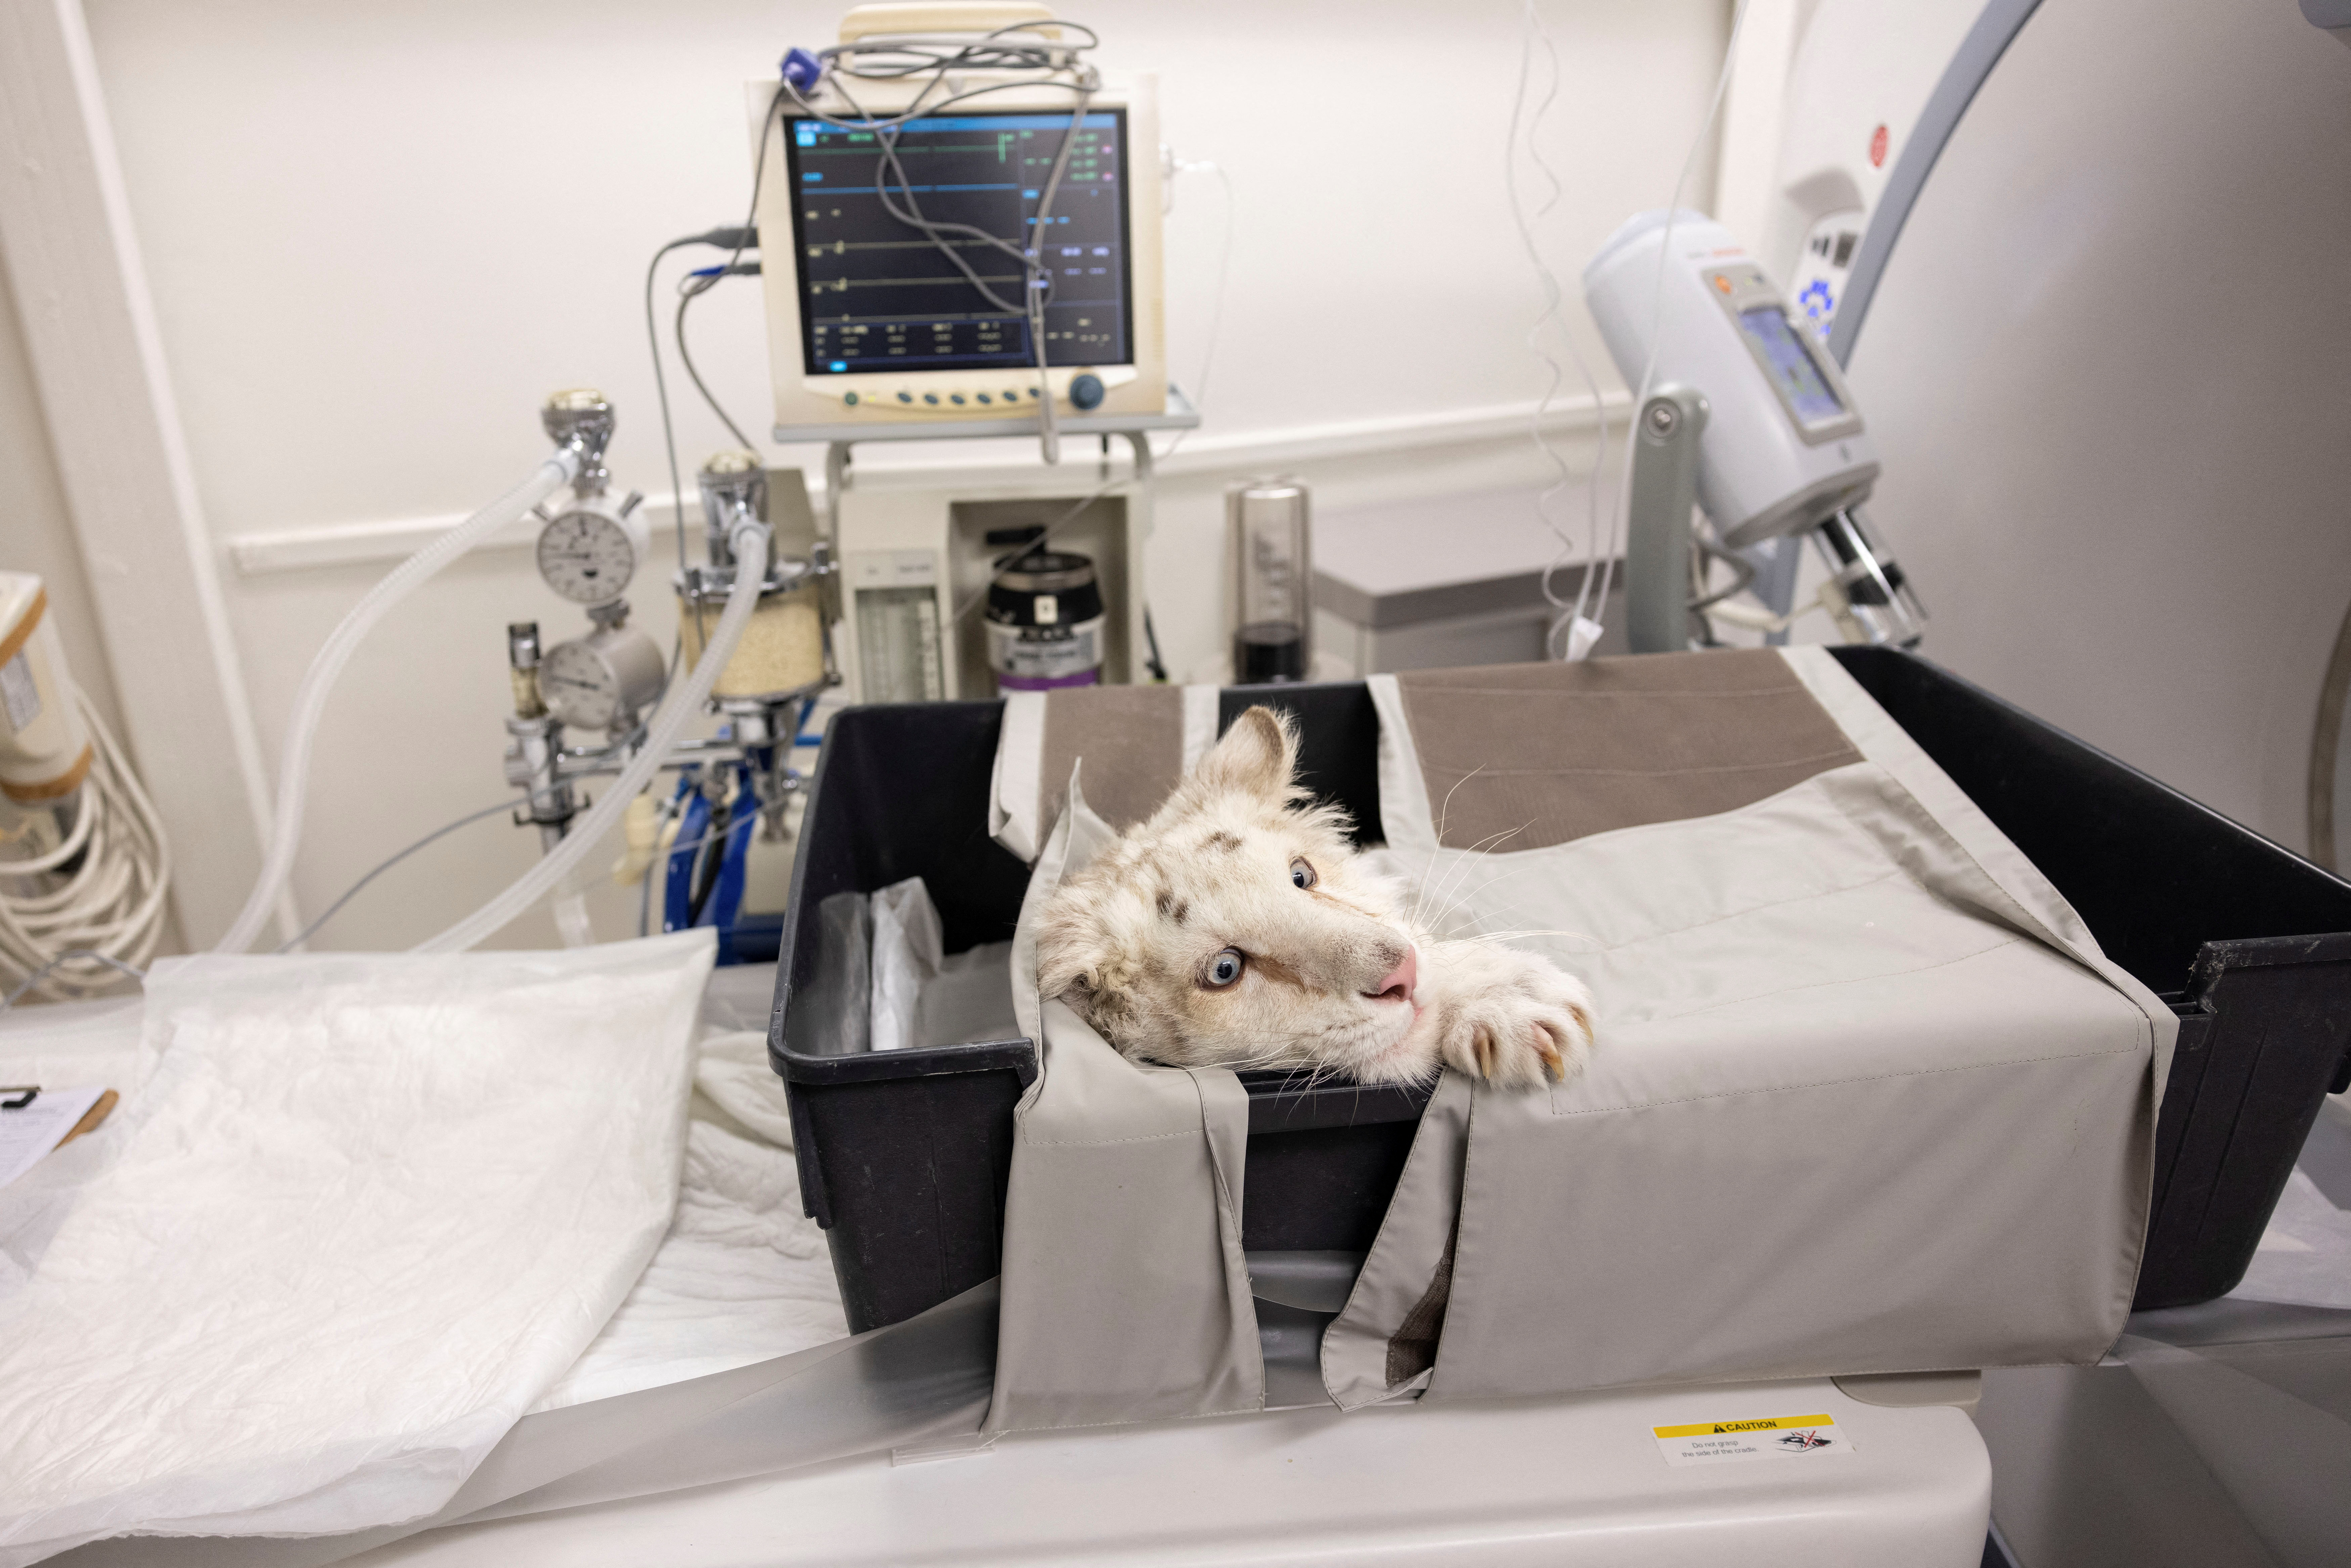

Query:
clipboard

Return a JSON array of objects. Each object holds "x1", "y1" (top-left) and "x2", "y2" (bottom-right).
[{"x1": 0, "y1": 1086, "x2": 118, "y2": 1188}]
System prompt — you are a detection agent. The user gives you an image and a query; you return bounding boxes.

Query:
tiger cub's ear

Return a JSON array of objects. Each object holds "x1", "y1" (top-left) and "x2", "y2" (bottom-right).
[
  {"x1": 1035, "y1": 895, "x2": 1104, "y2": 1003},
  {"x1": 1191, "y1": 705, "x2": 1298, "y2": 804}
]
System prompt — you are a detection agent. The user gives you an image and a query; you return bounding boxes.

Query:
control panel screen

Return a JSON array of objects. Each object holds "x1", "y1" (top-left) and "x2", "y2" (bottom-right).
[
  {"x1": 1737, "y1": 306, "x2": 1845, "y2": 425},
  {"x1": 784, "y1": 110, "x2": 1133, "y2": 377}
]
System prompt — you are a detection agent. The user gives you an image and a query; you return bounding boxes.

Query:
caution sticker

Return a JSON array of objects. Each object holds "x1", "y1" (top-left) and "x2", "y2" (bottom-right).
[{"x1": 1651, "y1": 1412, "x2": 1853, "y2": 1467}]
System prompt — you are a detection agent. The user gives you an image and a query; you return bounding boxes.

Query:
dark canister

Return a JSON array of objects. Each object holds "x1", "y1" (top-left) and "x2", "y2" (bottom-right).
[{"x1": 985, "y1": 549, "x2": 1106, "y2": 692}]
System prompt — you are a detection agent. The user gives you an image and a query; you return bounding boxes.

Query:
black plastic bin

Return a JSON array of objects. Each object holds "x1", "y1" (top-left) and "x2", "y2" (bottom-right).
[{"x1": 771, "y1": 648, "x2": 2351, "y2": 1334}]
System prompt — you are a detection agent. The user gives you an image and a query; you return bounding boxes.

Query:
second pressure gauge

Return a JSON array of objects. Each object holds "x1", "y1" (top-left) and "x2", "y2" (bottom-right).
[
  {"x1": 539, "y1": 623, "x2": 666, "y2": 733},
  {"x1": 535, "y1": 496, "x2": 647, "y2": 605}
]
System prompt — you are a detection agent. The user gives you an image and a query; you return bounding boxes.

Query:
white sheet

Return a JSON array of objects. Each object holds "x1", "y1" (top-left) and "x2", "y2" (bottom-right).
[
  {"x1": 0, "y1": 955, "x2": 852, "y2": 1538},
  {"x1": 531, "y1": 1027, "x2": 846, "y2": 1410},
  {"x1": 0, "y1": 935, "x2": 713, "y2": 1566}
]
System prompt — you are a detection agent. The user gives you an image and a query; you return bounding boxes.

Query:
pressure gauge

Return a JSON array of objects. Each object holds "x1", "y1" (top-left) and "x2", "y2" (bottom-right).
[
  {"x1": 536, "y1": 495, "x2": 648, "y2": 606},
  {"x1": 538, "y1": 622, "x2": 666, "y2": 732}
]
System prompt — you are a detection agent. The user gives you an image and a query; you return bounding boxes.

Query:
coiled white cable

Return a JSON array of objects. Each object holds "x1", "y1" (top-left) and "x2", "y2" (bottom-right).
[
  {"x1": 413, "y1": 524, "x2": 771, "y2": 954},
  {"x1": 0, "y1": 690, "x2": 170, "y2": 1002},
  {"x1": 212, "y1": 453, "x2": 580, "y2": 954}
]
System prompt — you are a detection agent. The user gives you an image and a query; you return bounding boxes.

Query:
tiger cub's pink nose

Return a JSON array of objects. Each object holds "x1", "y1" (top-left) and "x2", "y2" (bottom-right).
[{"x1": 1371, "y1": 947, "x2": 1417, "y2": 1004}]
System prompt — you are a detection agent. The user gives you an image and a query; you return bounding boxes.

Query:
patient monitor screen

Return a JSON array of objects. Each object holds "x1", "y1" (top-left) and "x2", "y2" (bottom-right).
[
  {"x1": 784, "y1": 110, "x2": 1134, "y2": 376},
  {"x1": 1737, "y1": 306, "x2": 1845, "y2": 426}
]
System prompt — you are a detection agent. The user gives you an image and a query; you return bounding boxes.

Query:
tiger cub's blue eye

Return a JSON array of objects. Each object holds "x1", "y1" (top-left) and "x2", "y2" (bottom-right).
[
  {"x1": 1289, "y1": 858, "x2": 1316, "y2": 890},
  {"x1": 1205, "y1": 949, "x2": 1246, "y2": 988}
]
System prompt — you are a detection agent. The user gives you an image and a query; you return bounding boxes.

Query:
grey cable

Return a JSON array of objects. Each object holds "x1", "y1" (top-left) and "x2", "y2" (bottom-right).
[
  {"x1": 645, "y1": 238, "x2": 702, "y2": 575},
  {"x1": 675, "y1": 279, "x2": 758, "y2": 453},
  {"x1": 1022, "y1": 85, "x2": 1093, "y2": 461},
  {"x1": 642, "y1": 74, "x2": 787, "y2": 569},
  {"x1": 1688, "y1": 537, "x2": 1759, "y2": 612},
  {"x1": 675, "y1": 84, "x2": 789, "y2": 463},
  {"x1": 1, "y1": 949, "x2": 147, "y2": 1014},
  {"x1": 277, "y1": 787, "x2": 571, "y2": 953},
  {"x1": 833, "y1": 73, "x2": 1039, "y2": 317},
  {"x1": 793, "y1": 21, "x2": 1101, "y2": 125},
  {"x1": 636, "y1": 800, "x2": 773, "y2": 939}
]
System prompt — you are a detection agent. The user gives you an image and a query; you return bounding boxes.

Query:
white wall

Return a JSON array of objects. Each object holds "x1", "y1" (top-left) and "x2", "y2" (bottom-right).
[
  {"x1": 0, "y1": 260, "x2": 128, "y2": 744},
  {"x1": 0, "y1": 244, "x2": 186, "y2": 951},
  {"x1": 64, "y1": 0, "x2": 1733, "y2": 950}
]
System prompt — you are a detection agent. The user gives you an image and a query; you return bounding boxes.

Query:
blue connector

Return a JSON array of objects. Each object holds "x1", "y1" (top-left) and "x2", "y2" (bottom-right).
[{"x1": 781, "y1": 47, "x2": 823, "y2": 92}]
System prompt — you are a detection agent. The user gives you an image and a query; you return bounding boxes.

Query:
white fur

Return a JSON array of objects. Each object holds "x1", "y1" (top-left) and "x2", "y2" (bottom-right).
[{"x1": 1036, "y1": 707, "x2": 1595, "y2": 1090}]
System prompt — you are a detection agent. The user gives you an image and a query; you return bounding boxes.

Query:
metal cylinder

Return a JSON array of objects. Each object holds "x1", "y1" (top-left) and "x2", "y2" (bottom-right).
[
  {"x1": 1228, "y1": 478, "x2": 1312, "y2": 683},
  {"x1": 1809, "y1": 507, "x2": 1927, "y2": 648},
  {"x1": 505, "y1": 621, "x2": 545, "y2": 719}
]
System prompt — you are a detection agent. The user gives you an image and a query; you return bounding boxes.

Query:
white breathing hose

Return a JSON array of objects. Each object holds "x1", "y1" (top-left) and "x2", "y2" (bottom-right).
[
  {"x1": 212, "y1": 454, "x2": 582, "y2": 954},
  {"x1": 413, "y1": 523, "x2": 771, "y2": 954}
]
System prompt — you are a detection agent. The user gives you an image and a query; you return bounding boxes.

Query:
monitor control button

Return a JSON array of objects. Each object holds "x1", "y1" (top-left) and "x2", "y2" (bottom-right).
[
  {"x1": 924, "y1": 393, "x2": 940, "y2": 405},
  {"x1": 976, "y1": 392, "x2": 992, "y2": 405},
  {"x1": 897, "y1": 392, "x2": 913, "y2": 404},
  {"x1": 950, "y1": 394, "x2": 966, "y2": 405},
  {"x1": 844, "y1": 391, "x2": 859, "y2": 407},
  {"x1": 1069, "y1": 373, "x2": 1105, "y2": 410}
]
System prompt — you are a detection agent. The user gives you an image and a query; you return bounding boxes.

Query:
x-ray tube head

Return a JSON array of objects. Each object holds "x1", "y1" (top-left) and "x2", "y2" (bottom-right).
[{"x1": 1583, "y1": 212, "x2": 1880, "y2": 548}]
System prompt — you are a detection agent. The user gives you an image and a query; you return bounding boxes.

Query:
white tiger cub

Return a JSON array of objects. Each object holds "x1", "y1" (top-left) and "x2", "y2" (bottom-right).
[{"x1": 1036, "y1": 705, "x2": 1595, "y2": 1089}]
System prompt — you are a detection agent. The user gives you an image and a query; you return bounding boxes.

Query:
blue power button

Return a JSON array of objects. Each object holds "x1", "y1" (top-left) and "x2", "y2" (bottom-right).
[{"x1": 1068, "y1": 373, "x2": 1105, "y2": 411}]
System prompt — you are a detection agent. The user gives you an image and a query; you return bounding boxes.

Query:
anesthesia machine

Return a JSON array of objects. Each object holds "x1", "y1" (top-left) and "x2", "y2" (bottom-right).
[
  {"x1": 753, "y1": 2, "x2": 1195, "y2": 705},
  {"x1": 478, "y1": 1, "x2": 1195, "y2": 956},
  {"x1": 497, "y1": 393, "x2": 837, "y2": 962}
]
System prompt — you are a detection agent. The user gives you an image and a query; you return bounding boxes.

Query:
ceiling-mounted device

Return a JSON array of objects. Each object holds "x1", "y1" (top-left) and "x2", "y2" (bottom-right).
[{"x1": 1583, "y1": 211, "x2": 1924, "y2": 653}]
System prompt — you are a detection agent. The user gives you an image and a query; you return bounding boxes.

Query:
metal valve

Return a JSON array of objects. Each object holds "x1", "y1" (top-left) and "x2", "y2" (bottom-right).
[{"x1": 542, "y1": 389, "x2": 616, "y2": 496}]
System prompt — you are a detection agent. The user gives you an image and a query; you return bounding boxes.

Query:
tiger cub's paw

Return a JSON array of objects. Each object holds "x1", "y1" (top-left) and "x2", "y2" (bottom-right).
[{"x1": 1431, "y1": 946, "x2": 1595, "y2": 1090}]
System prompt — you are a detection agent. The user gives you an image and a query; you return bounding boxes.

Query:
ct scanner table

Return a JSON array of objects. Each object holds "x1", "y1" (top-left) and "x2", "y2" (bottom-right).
[{"x1": 334, "y1": 1377, "x2": 1989, "y2": 1568}]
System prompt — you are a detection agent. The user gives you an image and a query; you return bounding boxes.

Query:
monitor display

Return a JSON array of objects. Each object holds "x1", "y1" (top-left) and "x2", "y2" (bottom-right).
[
  {"x1": 1737, "y1": 306, "x2": 1846, "y2": 426},
  {"x1": 783, "y1": 110, "x2": 1133, "y2": 377}
]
